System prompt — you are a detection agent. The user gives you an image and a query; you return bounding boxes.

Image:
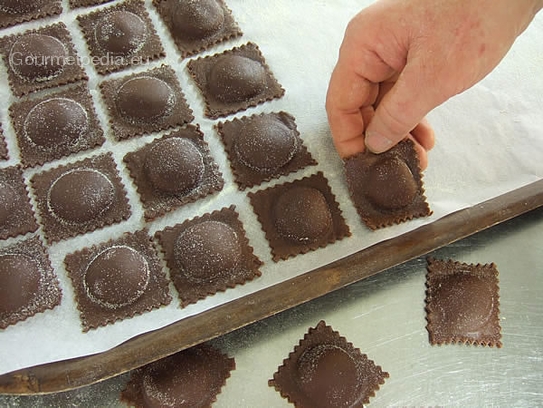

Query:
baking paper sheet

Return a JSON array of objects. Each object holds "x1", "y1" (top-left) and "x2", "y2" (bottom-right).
[{"x1": 0, "y1": 0, "x2": 542, "y2": 375}]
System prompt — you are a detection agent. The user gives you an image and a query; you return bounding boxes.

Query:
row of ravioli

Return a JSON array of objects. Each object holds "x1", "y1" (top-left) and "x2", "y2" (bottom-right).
[{"x1": 0, "y1": 0, "x2": 352, "y2": 333}]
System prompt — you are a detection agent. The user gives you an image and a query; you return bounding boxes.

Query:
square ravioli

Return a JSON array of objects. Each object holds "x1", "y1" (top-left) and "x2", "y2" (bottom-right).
[
  {"x1": 155, "y1": 206, "x2": 262, "y2": 307},
  {"x1": 187, "y1": 42, "x2": 285, "y2": 119},
  {"x1": 100, "y1": 65, "x2": 194, "y2": 140},
  {"x1": 344, "y1": 139, "x2": 431, "y2": 230},
  {"x1": 217, "y1": 112, "x2": 317, "y2": 190},
  {"x1": 30, "y1": 153, "x2": 131, "y2": 243},
  {"x1": 64, "y1": 230, "x2": 171, "y2": 331},
  {"x1": 249, "y1": 172, "x2": 351, "y2": 262},
  {"x1": 0, "y1": 124, "x2": 7, "y2": 160},
  {"x1": 425, "y1": 257, "x2": 502, "y2": 347},
  {"x1": 0, "y1": 22, "x2": 87, "y2": 96},
  {"x1": 0, "y1": 166, "x2": 38, "y2": 240},
  {"x1": 269, "y1": 321, "x2": 389, "y2": 408},
  {"x1": 121, "y1": 343, "x2": 235, "y2": 408},
  {"x1": 77, "y1": 0, "x2": 165, "y2": 75},
  {"x1": 153, "y1": 0, "x2": 242, "y2": 58},
  {"x1": 0, "y1": 0, "x2": 61, "y2": 29},
  {"x1": 0, "y1": 237, "x2": 62, "y2": 329},
  {"x1": 10, "y1": 84, "x2": 105, "y2": 168},
  {"x1": 124, "y1": 125, "x2": 224, "y2": 220}
]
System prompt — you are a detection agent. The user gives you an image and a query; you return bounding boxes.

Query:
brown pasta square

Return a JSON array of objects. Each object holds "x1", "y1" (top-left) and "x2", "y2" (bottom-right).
[
  {"x1": 0, "y1": 166, "x2": 38, "y2": 240},
  {"x1": 121, "y1": 343, "x2": 235, "y2": 407},
  {"x1": 0, "y1": 22, "x2": 87, "y2": 96},
  {"x1": 10, "y1": 84, "x2": 105, "y2": 168},
  {"x1": 100, "y1": 65, "x2": 194, "y2": 140},
  {"x1": 187, "y1": 42, "x2": 285, "y2": 119},
  {"x1": 425, "y1": 257, "x2": 502, "y2": 347},
  {"x1": 30, "y1": 153, "x2": 131, "y2": 243},
  {"x1": 64, "y1": 230, "x2": 172, "y2": 331},
  {"x1": 77, "y1": 0, "x2": 165, "y2": 75},
  {"x1": 153, "y1": 0, "x2": 242, "y2": 58},
  {"x1": 155, "y1": 206, "x2": 262, "y2": 307},
  {"x1": 0, "y1": 0, "x2": 62, "y2": 30},
  {"x1": 217, "y1": 112, "x2": 317, "y2": 190},
  {"x1": 0, "y1": 237, "x2": 62, "y2": 329},
  {"x1": 69, "y1": 0, "x2": 115, "y2": 8},
  {"x1": 269, "y1": 320, "x2": 389, "y2": 408},
  {"x1": 249, "y1": 172, "x2": 351, "y2": 262},
  {"x1": 0, "y1": 124, "x2": 7, "y2": 160},
  {"x1": 124, "y1": 125, "x2": 224, "y2": 220},
  {"x1": 344, "y1": 139, "x2": 432, "y2": 230}
]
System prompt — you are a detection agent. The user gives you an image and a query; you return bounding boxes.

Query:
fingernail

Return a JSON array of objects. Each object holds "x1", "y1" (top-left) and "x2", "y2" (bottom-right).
[{"x1": 365, "y1": 130, "x2": 393, "y2": 153}]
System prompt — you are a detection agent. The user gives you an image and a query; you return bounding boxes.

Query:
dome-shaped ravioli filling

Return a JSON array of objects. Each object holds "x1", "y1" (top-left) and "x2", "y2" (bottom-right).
[
  {"x1": 9, "y1": 34, "x2": 67, "y2": 82},
  {"x1": 84, "y1": 245, "x2": 150, "y2": 309},
  {"x1": 144, "y1": 138, "x2": 205, "y2": 194},
  {"x1": 23, "y1": 98, "x2": 89, "y2": 148},
  {"x1": 48, "y1": 169, "x2": 115, "y2": 224},
  {"x1": 235, "y1": 115, "x2": 297, "y2": 173},
  {"x1": 174, "y1": 220, "x2": 242, "y2": 283},
  {"x1": 116, "y1": 76, "x2": 176, "y2": 124},
  {"x1": 94, "y1": 10, "x2": 148, "y2": 56},
  {"x1": 433, "y1": 274, "x2": 495, "y2": 333},
  {"x1": 274, "y1": 186, "x2": 333, "y2": 243},
  {"x1": 297, "y1": 344, "x2": 362, "y2": 407},
  {"x1": 208, "y1": 55, "x2": 266, "y2": 103},
  {"x1": 171, "y1": 0, "x2": 225, "y2": 40},
  {"x1": 0, "y1": 254, "x2": 41, "y2": 315},
  {"x1": 364, "y1": 156, "x2": 417, "y2": 210}
]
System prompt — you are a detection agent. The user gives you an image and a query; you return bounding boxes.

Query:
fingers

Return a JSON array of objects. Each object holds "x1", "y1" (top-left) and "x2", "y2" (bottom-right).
[
  {"x1": 326, "y1": 63, "x2": 378, "y2": 158},
  {"x1": 365, "y1": 61, "x2": 442, "y2": 153},
  {"x1": 411, "y1": 117, "x2": 435, "y2": 151}
]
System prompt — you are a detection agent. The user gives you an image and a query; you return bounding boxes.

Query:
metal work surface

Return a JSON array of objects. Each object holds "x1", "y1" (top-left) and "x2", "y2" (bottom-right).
[{"x1": 1, "y1": 203, "x2": 541, "y2": 407}]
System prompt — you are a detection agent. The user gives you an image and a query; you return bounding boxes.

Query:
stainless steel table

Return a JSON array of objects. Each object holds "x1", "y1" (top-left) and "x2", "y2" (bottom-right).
[{"x1": 1, "y1": 205, "x2": 541, "y2": 407}]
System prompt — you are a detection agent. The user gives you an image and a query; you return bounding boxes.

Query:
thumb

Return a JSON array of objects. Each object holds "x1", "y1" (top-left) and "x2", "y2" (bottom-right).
[{"x1": 365, "y1": 63, "x2": 441, "y2": 153}]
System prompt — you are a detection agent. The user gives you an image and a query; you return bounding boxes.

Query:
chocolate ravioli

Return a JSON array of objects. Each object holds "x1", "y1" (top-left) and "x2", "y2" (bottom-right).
[
  {"x1": 155, "y1": 205, "x2": 262, "y2": 307},
  {"x1": 124, "y1": 125, "x2": 224, "y2": 220},
  {"x1": 0, "y1": 166, "x2": 38, "y2": 240},
  {"x1": 0, "y1": 124, "x2": 7, "y2": 160},
  {"x1": 30, "y1": 153, "x2": 131, "y2": 243},
  {"x1": 121, "y1": 343, "x2": 235, "y2": 408},
  {"x1": 0, "y1": 237, "x2": 61, "y2": 329},
  {"x1": 78, "y1": 0, "x2": 164, "y2": 75},
  {"x1": 249, "y1": 172, "x2": 351, "y2": 262},
  {"x1": 64, "y1": 230, "x2": 171, "y2": 331},
  {"x1": 100, "y1": 65, "x2": 194, "y2": 140},
  {"x1": 344, "y1": 139, "x2": 431, "y2": 230},
  {"x1": 0, "y1": 0, "x2": 62, "y2": 30},
  {"x1": 187, "y1": 42, "x2": 285, "y2": 119},
  {"x1": 0, "y1": 22, "x2": 87, "y2": 96},
  {"x1": 217, "y1": 111, "x2": 317, "y2": 190},
  {"x1": 69, "y1": 0, "x2": 115, "y2": 8},
  {"x1": 270, "y1": 321, "x2": 389, "y2": 408},
  {"x1": 153, "y1": 0, "x2": 242, "y2": 58},
  {"x1": 10, "y1": 84, "x2": 105, "y2": 168},
  {"x1": 425, "y1": 257, "x2": 502, "y2": 347}
]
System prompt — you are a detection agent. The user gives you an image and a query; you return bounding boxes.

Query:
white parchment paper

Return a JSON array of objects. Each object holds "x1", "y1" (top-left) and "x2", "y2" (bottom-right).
[{"x1": 0, "y1": 0, "x2": 542, "y2": 375}]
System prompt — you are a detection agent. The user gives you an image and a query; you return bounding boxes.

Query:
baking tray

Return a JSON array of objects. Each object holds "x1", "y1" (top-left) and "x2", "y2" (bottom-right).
[{"x1": 1, "y1": 177, "x2": 542, "y2": 395}]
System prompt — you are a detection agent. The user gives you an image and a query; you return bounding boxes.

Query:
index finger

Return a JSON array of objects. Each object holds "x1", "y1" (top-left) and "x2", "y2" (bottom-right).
[{"x1": 326, "y1": 63, "x2": 376, "y2": 158}]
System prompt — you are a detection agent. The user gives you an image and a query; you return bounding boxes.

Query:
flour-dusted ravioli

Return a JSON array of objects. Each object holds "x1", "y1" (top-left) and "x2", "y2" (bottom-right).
[{"x1": 425, "y1": 257, "x2": 502, "y2": 347}]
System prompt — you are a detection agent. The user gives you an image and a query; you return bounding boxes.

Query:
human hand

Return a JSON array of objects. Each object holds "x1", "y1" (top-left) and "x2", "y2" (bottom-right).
[{"x1": 326, "y1": 0, "x2": 543, "y2": 169}]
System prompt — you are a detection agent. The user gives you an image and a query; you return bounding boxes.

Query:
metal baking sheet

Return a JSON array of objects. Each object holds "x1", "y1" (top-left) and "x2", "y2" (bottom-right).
[
  {"x1": 1, "y1": 184, "x2": 542, "y2": 406},
  {"x1": 0, "y1": 0, "x2": 542, "y2": 394}
]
